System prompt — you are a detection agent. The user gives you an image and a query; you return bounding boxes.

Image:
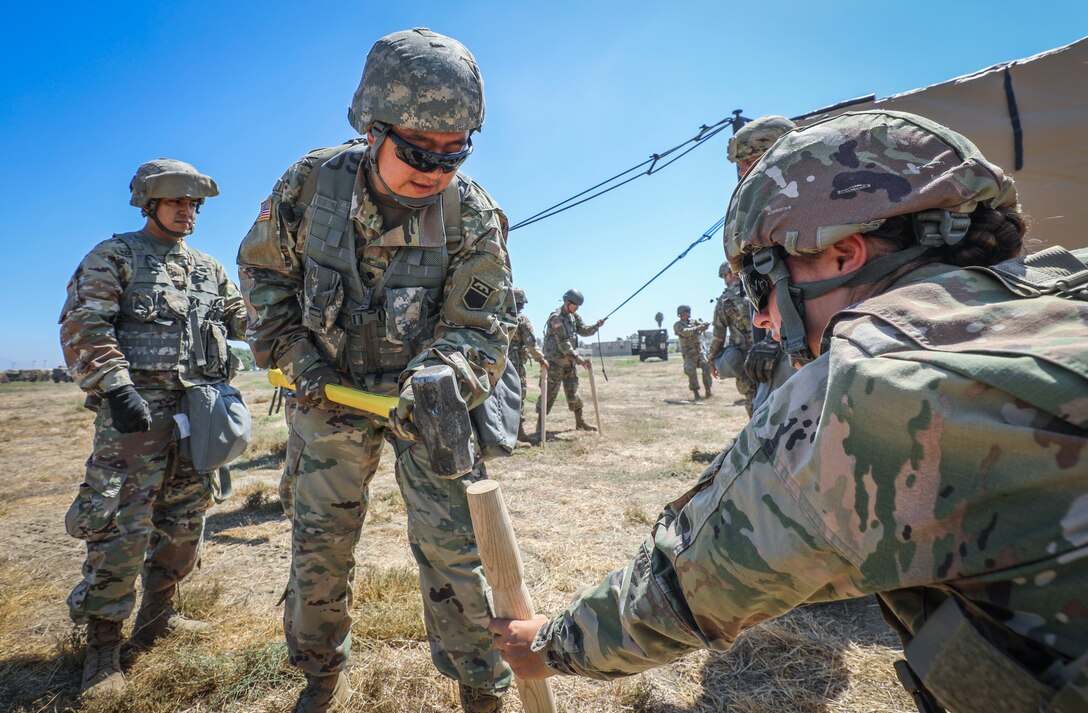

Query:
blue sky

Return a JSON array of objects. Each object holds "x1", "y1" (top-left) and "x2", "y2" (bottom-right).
[{"x1": 1, "y1": 1, "x2": 1084, "y2": 369}]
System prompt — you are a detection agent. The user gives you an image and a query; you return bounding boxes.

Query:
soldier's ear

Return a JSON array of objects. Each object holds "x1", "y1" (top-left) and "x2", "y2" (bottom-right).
[{"x1": 830, "y1": 234, "x2": 870, "y2": 274}]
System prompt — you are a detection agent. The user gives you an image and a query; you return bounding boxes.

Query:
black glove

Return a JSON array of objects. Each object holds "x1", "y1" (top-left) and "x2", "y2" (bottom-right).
[
  {"x1": 294, "y1": 362, "x2": 342, "y2": 410},
  {"x1": 744, "y1": 338, "x2": 782, "y2": 384},
  {"x1": 106, "y1": 385, "x2": 152, "y2": 433}
]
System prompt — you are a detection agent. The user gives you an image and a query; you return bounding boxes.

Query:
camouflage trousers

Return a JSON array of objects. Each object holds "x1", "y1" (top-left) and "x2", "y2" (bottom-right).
[
  {"x1": 277, "y1": 391, "x2": 299, "y2": 516},
  {"x1": 681, "y1": 350, "x2": 713, "y2": 394},
  {"x1": 735, "y1": 366, "x2": 758, "y2": 414},
  {"x1": 282, "y1": 403, "x2": 512, "y2": 693},
  {"x1": 544, "y1": 359, "x2": 582, "y2": 413},
  {"x1": 66, "y1": 388, "x2": 213, "y2": 624},
  {"x1": 512, "y1": 355, "x2": 532, "y2": 428}
]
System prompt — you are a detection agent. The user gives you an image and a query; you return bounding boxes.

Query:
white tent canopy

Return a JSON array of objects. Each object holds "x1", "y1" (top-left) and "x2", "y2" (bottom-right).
[{"x1": 794, "y1": 36, "x2": 1088, "y2": 250}]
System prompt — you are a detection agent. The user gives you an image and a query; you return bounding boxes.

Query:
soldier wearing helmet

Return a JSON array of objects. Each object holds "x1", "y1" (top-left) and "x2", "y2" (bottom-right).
[
  {"x1": 727, "y1": 114, "x2": 797, "y2": 176},
  {"x1": 707, "y1": 263, "x2": 755, "y2": 411},
  {"x1": 59, "y1": 159, "x2": 247, "y2": 698},
  {"x1": 541, "y1": 289, "x2": 606, "y2": 433},
  {"x1": 672, "y1": 304, "x2": 712, "y2": 401},
  {"x1": 508, "y1": 288, "x2": 548, "y2": 443},
  {"x1": 726, "y1": 115, "x2": 800, "y2": 410},
  {"x1": 489, "y1": 111, "x2": 1088, "y2": 713},
  {"x1": 238, "y1": 29, "x2": 514, "y2": 712}
]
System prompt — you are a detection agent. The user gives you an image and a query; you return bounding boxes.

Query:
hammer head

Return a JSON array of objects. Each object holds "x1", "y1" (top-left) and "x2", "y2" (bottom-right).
[{"x1": 410, "y1": 364, "x2": 476, "y2": 477}]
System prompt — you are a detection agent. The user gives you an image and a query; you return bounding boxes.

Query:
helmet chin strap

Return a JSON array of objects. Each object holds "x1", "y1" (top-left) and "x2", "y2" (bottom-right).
[
  {"x1": 368, "y1": 123, "x2": 440, "y2": 209},
  {"x1": 765, "y1": 245, "x2": 929, "y2": 365}
]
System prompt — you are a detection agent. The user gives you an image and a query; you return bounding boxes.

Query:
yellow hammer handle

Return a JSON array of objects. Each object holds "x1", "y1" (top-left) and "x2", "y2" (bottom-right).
[{"x1": 267, "y1": 368, "x2": 398, "y2": 418}]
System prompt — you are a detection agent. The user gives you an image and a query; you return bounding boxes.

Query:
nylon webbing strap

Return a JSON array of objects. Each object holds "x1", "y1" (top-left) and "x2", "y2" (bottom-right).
[{"x1": 977, "y1": 245, "x2": 1088, "y2": 298}]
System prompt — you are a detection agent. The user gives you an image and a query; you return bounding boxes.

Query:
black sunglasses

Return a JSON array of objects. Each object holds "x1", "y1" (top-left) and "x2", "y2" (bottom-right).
[
  {"x1": 387, "y1": 131, "x2": 473, "y2": 174},
  {"x1": 738, "y1": 249, "x2": 783, "y2": 311}
]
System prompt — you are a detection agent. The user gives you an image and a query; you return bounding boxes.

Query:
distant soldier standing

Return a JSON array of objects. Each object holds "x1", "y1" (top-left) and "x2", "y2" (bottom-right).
[
  {"x1": 509, "y1": 288, "x2": 547, "y2": 443},
  {"x1": 541, "y1": 289, "x2": 604, "y2": 432},
  {"x1": 708, "y1": 265, "x2": 756, "y2": 412},
  {"x1": 59, "y1": 159, "x2": 247, "y2": 697},
  {"x1": 727, "y1": 115, "x2": 799, "y2": 410},
  {"x1": 238, "y1": 29, "x2": 515, "y2": 713},
  {"x1": 673, "y1": 305, "x2": 712, "y2": 400}
]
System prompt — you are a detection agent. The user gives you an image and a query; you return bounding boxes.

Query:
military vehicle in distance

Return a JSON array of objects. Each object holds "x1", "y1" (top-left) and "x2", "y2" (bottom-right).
[{"x1": 636, "y1": 329, "x2": 669, "y2": 361}]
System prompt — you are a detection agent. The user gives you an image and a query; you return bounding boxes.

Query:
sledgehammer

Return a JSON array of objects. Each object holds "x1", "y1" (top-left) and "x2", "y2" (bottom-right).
[{"x1": 267, "y1": 365, "x2": 475, "y2": 477}]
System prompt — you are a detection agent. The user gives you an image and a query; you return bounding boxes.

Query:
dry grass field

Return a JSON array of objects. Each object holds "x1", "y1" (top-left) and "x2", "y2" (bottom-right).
[{"x1": 0, "y1": 356, "x2": 913, "y2": 712}]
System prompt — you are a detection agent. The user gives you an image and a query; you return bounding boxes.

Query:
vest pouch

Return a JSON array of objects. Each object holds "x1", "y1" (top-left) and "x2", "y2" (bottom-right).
[
  {"x1": 302, "y1": 259, "x2": 347, "y2": 365},
  {"x1": 385, "y1": 286, "x2": 429, "y2": 346},
  {"x1": 124, "y1": 287, "x2": 160, "y2": 323},
  {"x1": 904, "y1": 596, "x2": 1060, "y2": 713},
  {"x1": 159, "y1": 290, "x2": 190, "y2": 321},
  {"x1": 176, "y1": 382, "x2": 252, "y2": 478},
  {"x1": 469, "y1": 356, "x2": 522, "y2": 461},
  {"x1": 301, "y1": 259, "x2": 345, "y2": 332},
  {"x1": 198, "y1": 320, "x2": 232, "y2": 379}
]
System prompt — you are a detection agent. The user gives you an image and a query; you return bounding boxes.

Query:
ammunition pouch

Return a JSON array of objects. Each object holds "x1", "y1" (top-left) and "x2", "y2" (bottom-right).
[{"x1": 885, "y1": 593, "x2": 1088, "y2": 713}]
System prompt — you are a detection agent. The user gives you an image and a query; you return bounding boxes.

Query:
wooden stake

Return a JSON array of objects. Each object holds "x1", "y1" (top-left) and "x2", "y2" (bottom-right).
[{"x1": 467, "y1": 481, "x2": 558, "y2": 713}]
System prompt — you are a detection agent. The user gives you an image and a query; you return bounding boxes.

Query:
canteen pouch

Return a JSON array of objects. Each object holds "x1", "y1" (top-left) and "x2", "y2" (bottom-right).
[
  {"x1": 714, "y1": 345, "x2": 745, "y2": 378},
  {"x1": 469, "y1": 356, "x2": 522, "y2": 460},
  {"x1": 177, "y1": 382, "x2": 252, "y2": 481}
]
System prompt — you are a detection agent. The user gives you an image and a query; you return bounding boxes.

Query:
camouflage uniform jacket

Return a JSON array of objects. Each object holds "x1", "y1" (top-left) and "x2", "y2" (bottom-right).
[
  {"x1": 533, "y1": 260, "x2": 1088, "y2": 679},
  {"x1": 708, "y1": 284, "x2": 752, "y2": 360},
  {"x1": 60, "y1": 230, "x2": 247, "y2": 392},
  {"x1": 509, "y1": 313, "x2": 544, "y2": 370},
  {"x1": 237, "y1": 143, "x2": 513, "y2": 408},
  {"x1": 672, "y1": 318, "x2": 708, "y2": 359},
  {"x1": 542, "y1": 309, "x2": 599, "y2": 365}
]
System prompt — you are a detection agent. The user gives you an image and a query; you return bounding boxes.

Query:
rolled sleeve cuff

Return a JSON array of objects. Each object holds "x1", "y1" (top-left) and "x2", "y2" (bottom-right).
[
  {"x1": 97, "y1": 367, "x2": 133, "y2": 393},
  {"x1": 531, "y1": 617, "x2": 578, "y2": 677},
  {"x1": 277, "y1": 339, "x2": 322, "y2": 383}
]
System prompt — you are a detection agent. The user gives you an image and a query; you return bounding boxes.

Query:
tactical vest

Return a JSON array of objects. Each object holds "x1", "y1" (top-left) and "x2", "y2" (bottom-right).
[
  {"x1": 300, "y1": 144, "x2": 463, "y2": 394},
  {"x1": 114, "y1": 232, "x2": 231, "y2": 382},
  {"x1": 872, "y1": 246, "x2": 1088, "y2": 713},
  {"x1": 543, "y1": 309, "x2": 578, "y2": 360}
]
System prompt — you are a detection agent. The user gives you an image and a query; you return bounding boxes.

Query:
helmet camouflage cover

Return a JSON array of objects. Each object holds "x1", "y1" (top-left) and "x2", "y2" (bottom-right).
[
  {"x1": 348, "y1": 28, "x2": 486, "y2": 135},
  {"x1": 727, "y1": 115, "x2": 797, "y2": 164},
  {"x1": 677, "y1": 304, "x2": 691, "y2": 316},
  {"x1": 514, "y1": 287, "x2": 527, "y2": 306},
  {"x1": 129, "y1": 159, "x2": 218, "y2": 211},
  {"x1": 724, "y1": 110, "x2": 1018, "y2": 271}
]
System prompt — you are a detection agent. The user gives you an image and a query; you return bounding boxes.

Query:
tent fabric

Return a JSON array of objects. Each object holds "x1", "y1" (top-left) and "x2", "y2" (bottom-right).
[{"x1": 794, "y1": 37, "x2": 1088, "y2": 250}]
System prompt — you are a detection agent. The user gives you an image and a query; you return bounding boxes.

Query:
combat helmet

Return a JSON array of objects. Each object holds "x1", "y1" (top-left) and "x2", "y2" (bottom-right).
[
  {"x1": 727, "y1": 115, "x2": 797, "y2": 165},
  {"x1": 513, "y1": 287, "x2": 527, "y2": 308},
  {"x1": 349, "y1": 28, "x2": 485, "y2": 209},
  {"x1": 562, "y1": 288, "x2": 584, "y2": 306},
  {"x1": 677, "y1": 305, "x2": 691, "y2": 317},
  {"x1": 718, "y1": 261, "x2": 731, "y2": 279},
  {"x1": 724, "y1": 110, "x2": 1017, "y2": 364},
  {"x1": 129, "y1": 159, "x2": 219, "y2": 236}
]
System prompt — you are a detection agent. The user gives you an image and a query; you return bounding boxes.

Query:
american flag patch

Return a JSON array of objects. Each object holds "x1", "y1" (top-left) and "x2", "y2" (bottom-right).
[{"x1": 256, "y1": 198, "x2": 272, "y2": 222}]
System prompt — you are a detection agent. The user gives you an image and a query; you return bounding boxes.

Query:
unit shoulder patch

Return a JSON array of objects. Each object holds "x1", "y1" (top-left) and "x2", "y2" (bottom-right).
[{"x1": 462, "y1": 277, "x2": 496, "y2": 310}]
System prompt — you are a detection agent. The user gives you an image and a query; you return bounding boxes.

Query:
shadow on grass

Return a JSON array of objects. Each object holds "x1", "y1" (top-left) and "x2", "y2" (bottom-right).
[
  {"x1": 0, "y1": 651, "x2": 81, "y2": 713},
  {"x1": 622, "y1": 596, "x2": 900, "y2": 713},
  {"x1": 232, "y1": 446, "x2": 286, "y2": 472}
]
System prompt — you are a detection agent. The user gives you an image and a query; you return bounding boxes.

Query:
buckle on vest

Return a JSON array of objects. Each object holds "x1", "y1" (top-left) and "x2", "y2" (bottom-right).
[{"x1": 348, "y1": 307, "x2": 384, "y2": 327}]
